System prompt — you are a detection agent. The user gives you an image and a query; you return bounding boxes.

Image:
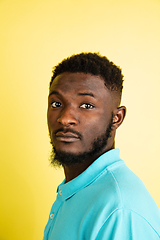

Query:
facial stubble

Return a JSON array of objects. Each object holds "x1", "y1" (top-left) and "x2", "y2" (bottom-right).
[{"x1": 49, "y1": 115, "x2": 113, "y2": 167}]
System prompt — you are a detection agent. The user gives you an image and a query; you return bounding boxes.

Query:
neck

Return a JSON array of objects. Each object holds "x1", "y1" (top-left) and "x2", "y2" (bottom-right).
[
  {"x1": 63, "y1": 158, "x2": 94, "y2": 183},
  {"x1": 63, "y1": 142, "x2": 115, "y2": 183}
]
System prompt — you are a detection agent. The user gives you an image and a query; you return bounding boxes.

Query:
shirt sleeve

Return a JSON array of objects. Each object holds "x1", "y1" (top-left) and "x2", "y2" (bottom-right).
[{"x1": 95, "y1": 209, "x2": 160, "y2": 240}]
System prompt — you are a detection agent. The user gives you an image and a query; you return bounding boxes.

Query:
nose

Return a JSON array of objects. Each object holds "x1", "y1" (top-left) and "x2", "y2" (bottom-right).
[{"x1": 57, "y1": 106, "x2": 78, "y2": 126}]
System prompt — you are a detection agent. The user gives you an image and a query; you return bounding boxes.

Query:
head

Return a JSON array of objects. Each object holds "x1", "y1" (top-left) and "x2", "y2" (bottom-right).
[{"x1": 47, "y1": 52, "x2": 126, "y2": 167}]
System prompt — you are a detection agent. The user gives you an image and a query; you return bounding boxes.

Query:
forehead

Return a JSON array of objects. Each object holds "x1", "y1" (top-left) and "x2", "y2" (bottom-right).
[{"x1": 49, "y1": 72, "x2": 111, "y2": 99}]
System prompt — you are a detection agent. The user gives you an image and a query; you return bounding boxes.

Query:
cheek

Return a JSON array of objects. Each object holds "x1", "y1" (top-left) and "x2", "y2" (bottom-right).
[
  {"x1": 82, "y1": 109, "x2": 113, "y2": 137},
  {"x1": 47, "y1": 111, "x2": 57, "y2": 134},
  {"x1": 47, "y1": 110, "x2": 52, "y2": 126},
  {"x1": 47, "y1": 108, "x2": 58, "y2": 124},
  {"x1": 81, "y1": 118, "x2": 107, "y2": 140}
]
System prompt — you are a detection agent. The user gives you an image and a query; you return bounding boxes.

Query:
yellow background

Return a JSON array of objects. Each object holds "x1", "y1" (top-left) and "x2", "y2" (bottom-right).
[{"x1": 0, "y1": 0, "x2": 160, "y2": 239}]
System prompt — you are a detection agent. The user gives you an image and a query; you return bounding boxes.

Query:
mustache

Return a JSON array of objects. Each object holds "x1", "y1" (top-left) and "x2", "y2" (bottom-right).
[{"x1": 54, "y1": 128, "x2": 82, "y2": 139}]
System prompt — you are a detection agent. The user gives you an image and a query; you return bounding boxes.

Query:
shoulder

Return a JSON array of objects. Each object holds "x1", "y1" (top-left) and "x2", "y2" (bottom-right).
[
  {"x1": 96, "y1": 161, "x2": 160, "y2": 237},
  {"x1": 95, "y1": 207, "x2": 160, "y2": 240}
]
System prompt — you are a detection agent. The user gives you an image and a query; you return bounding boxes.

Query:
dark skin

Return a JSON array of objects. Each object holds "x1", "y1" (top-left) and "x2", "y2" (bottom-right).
[{"x1": 47, "y1": 72, "x2": 126, "y2": 182}]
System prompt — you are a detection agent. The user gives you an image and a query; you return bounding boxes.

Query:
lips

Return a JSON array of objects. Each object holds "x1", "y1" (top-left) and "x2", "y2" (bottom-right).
[{"x1": 55, "y1": 131, "x2": 80, "y2": 143}]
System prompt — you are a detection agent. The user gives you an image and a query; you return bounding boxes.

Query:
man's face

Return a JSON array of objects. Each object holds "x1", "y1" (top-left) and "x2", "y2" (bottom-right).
[{"x1": 47, "y1": 72, "x2": 115, "y2": 166}]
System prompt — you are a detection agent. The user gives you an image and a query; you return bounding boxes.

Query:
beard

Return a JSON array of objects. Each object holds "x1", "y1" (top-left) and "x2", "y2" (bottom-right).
[{"x1": 49, "y1": 114, "x2": 113, "y2": 167}]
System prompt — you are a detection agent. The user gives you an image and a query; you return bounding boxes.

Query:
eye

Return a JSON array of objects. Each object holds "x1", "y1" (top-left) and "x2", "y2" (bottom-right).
[
  {"x1": 80, "y1": 103, "x2": 94, "y2": 109},
  {"x1": 51, "y1": 101, "x2": 62, "y2": 108}
]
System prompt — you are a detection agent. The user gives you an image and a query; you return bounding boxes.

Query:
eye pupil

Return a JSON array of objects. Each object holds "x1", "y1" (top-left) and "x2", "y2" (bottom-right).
[
  {"x1": 56, "y1": 102, "x2": 61, "y2": 107},
  {"x1": 86, "y1": 104, "x2": 91, "y2": 109}
]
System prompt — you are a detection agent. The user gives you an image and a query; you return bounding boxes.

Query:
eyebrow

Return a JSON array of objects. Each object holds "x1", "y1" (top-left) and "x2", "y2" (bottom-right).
[
  {"x1": 49, "y1": 90, "x2": 60, "y2": 97},
  {"x1": 49, "y1": 91, "x2": 96, "y2": 98},
  {"x1": 77, "y1": 92, "x2": 95, "y2": 98}
]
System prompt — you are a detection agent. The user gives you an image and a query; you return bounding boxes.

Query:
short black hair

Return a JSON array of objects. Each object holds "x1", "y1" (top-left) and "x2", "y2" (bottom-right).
[{"x1": 50, "y1": 52, "x2": 124, "y2": 100}]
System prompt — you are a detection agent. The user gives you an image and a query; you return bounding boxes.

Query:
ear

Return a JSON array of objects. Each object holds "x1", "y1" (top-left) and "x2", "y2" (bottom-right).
[{"x1": 112, "y1": 106, "x2": 126, "y2": 130}]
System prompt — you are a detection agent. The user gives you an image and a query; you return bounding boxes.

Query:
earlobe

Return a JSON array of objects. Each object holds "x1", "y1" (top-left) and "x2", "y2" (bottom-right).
[{"x1": 112, "y1": 106, "x2": 126, "y2": 130}]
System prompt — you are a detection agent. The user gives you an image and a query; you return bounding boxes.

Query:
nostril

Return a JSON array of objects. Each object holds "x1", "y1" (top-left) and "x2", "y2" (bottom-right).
[{"x1": 70, "y1": 122, "x2": 76, "y2": 125}]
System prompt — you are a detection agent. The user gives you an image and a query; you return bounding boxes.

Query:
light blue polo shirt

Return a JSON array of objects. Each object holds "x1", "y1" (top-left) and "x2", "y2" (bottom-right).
[{"x1": 43, "y1": 149, "x2": 160, "y2": 239}]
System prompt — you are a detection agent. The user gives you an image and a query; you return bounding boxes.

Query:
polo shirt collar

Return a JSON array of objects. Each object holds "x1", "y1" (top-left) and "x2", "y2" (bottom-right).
[{"x1": 57, "y1": 148, "x2": 121, "y2": 201}]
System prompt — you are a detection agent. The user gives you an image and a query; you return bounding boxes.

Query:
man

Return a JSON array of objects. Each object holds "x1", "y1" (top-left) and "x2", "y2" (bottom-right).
[{"x1": 43, "y1": 52, "x2": 160, "y2": 239}]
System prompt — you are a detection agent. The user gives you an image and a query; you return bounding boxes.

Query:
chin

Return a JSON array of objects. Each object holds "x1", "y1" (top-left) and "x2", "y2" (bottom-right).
[{"x1": 54, "y1": 143, "x2": 84, "y2": 154}]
